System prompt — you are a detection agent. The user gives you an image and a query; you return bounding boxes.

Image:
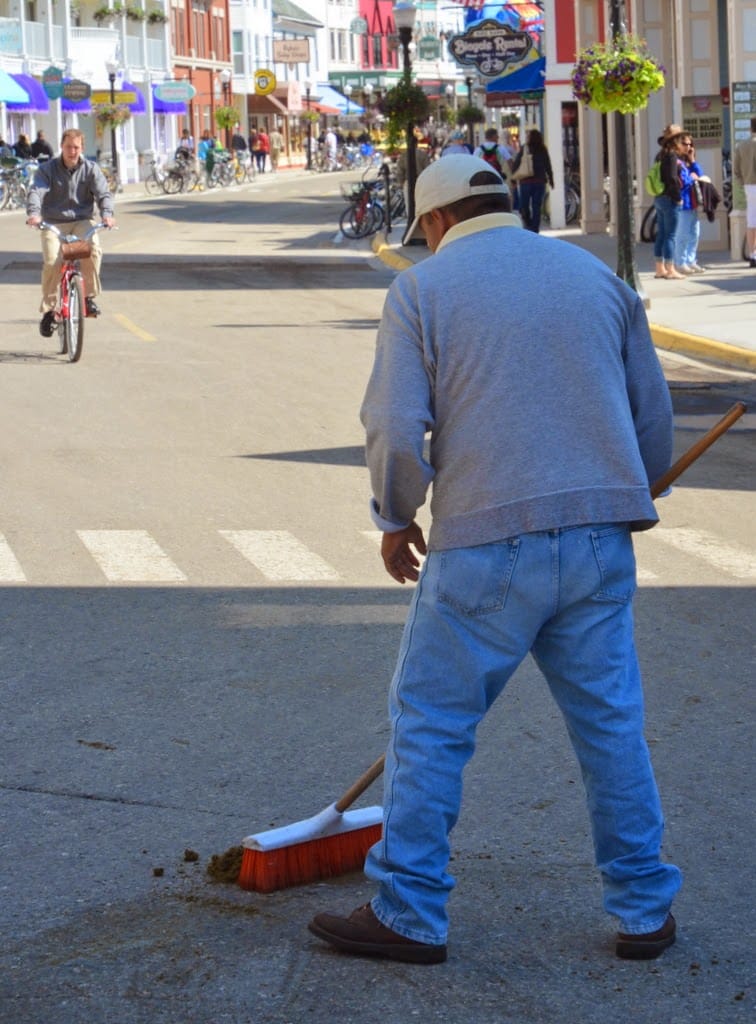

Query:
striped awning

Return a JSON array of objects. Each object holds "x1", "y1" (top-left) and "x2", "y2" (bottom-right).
[{"x1": 6, "y1": 73, "x2": 50, "y2": 112}]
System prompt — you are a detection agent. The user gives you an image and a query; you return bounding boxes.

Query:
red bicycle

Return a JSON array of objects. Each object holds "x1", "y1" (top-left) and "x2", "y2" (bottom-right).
[{"x1": 38, "y1": 221, "x2": 110, "y2": 363}]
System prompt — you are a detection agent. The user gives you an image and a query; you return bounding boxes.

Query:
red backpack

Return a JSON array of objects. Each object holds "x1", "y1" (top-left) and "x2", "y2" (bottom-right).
[{"x1": 480, "y1": 142, "x2": 503, "y2": 176}]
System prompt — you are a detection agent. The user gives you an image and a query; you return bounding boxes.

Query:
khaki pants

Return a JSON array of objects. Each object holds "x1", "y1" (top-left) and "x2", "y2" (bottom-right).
[{"x1": 40, "y1": 219, "x2": 102, "y2": 313}]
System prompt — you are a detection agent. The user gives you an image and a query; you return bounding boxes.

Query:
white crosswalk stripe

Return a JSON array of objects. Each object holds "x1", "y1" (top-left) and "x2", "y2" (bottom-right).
[
  {"x1": 77, "y1": 530, "x2": 187, "y2": 583},
  {"x1": 220, "y1": 529, "x2": 340, "y2": 581},
  {"x1": 0, "y1": 534, "x2": 26, "y2": 582},
  {"x1": 0, "y1": 525, "x2": 751, "y2": 586},
  {"x1": 652, "y1": 526, "x2": 756, "y2": 580}
]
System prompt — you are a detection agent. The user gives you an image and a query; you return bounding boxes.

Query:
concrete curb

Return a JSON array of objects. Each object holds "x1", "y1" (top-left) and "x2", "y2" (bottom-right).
[{"x1": 370, "y1": 232, "x2": 755, "y2": 373}]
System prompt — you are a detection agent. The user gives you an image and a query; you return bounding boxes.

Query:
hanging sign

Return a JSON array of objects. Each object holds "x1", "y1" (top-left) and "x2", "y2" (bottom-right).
[
  {"x1": 255, "y1": 69, "x2": 277, "y2": 96},
  {"x1": 62, "y1": 79, "x2": 91, "y2": 102},
  {"x1": 42, "y1": 65, "x2": 64, "y2": 100},
  {"x1": 350, "y1": 17, "x2": 368, "y2": 35},
  {"x1": 448, "y1": 21, "x2": 533, "y2": 78},
  {"x1": 154, "y1": 80, "x2": 196, "y2": 102},
  {"x1": 273, "y1": 39, "x2": 310, "y2": 64},
  {"x1": 418, "y1": 36, "x2": 441, "y2": 60}
]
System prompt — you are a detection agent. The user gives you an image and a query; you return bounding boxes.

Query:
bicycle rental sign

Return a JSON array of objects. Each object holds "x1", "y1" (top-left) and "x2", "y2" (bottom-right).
[{"x1": 447, "y1": 21, "x2": 534, "y2": 79}]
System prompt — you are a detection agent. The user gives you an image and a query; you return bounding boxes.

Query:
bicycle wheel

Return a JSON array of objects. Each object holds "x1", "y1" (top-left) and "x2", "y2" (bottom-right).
[
  {"x1": 640, "y1": 205, "x2": 657, "y2": 243},
  {"x1": 163, "y1": 170, "x2": 183, "y2": 194},
  {"x1": 65, "y1": 274, "x2": 85, "y2": 363},
  {"x1": 339, "y1": 202, "x2": 374, "y2": 239},
  {"x1": 145, "y1": 173, "x2": 163, "y2": 196},
  {"x1": 565, "y1": 186, "x2": 580, "y2": 224}
]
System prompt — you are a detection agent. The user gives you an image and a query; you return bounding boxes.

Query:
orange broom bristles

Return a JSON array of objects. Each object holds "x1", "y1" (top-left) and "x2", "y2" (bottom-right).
[{"x1": 239, "y1": 822, "x2": 382, "y2": 892}]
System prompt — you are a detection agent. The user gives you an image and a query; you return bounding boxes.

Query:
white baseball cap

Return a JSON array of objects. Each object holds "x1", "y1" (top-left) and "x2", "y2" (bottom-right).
[{"x1": 406, "y1": 153, "x2": 509, "y2": 242}]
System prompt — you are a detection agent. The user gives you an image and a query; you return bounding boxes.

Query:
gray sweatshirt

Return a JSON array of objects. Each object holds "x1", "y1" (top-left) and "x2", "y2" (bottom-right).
[
  {"x1": 26, "y1": 156, "x2": 114, "y2": 223},
  {"x1": 360, "y1": 214, "x2": 673, "y2": 550}
]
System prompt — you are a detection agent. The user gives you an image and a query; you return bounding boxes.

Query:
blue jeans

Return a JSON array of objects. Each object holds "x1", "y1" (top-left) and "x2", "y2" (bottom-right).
[
  {"x1": 518, "y1": 181, "x2": 546, "y2": 233},
  {"x1": 653, "y1": 196, "x2": 681, "y2": 262},
  {"x1": 675, "y1": 208, "x2": 700, "y2": 268},
  {"x1": 366, "y1": 526, "x2": 682, "y2": 945}
]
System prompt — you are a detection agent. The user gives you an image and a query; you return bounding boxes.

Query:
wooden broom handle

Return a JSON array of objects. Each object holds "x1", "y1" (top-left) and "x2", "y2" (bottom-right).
[
  {"x1": 333, "y1": 404, "x2": 747, "y2": 815},
  {"x1": 650, "y1": 401, "x2": 747, "y2": 498},
  {"x1": 335, "y1": 754, "x2": 386, "y2": 813}
]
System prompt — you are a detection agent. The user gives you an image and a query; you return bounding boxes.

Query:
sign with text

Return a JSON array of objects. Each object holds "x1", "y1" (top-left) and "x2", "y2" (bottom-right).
[
  {"x1": 272, "y1": 38, "x2": 310, "y2": 64},
  {"x1": 732, "y1": 82, "x2": 756, "y2": 142},
  {"x1": 154, "y1": 80, "x2": 196, "y2": 102},
  {"x1": 448, "y1": 21, "x2": 533, "y2": 79},
  {"x1": 62, "y1": 79, "x2": 91, "y2": 102},
  {"x1": 91, "y1": 90, "x2": 137, "y2": 105},
  {"x1": 681, "y1": 94, "x2": 724, "y2": 148},
  {"x1": 42, "y1": 64, "x2": 64, "y2": 100}
]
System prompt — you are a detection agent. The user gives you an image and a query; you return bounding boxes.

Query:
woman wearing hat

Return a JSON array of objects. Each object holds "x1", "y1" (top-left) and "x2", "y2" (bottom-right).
[{"x1": 652, "y1": 124, "x2": 688, "y2": 279}]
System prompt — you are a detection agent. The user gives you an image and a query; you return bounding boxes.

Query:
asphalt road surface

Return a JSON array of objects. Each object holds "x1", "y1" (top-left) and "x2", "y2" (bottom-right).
[{"x1": 0, "y1": 177, "x2": 753, "y2": 1024}]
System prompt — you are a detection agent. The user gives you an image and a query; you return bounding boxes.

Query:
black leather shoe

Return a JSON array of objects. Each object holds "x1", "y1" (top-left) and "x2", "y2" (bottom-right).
[
  {"x1": 616, "y1": 913, "x2": 676, "y2": 960},
  {"x1": 39, "y1": 310, "x2": 56, "y2": 337},
  {"x1": 308, "y1": 903, "x2": 447, "y2": 964},
  {"x1": 85, "y1": 297, "x2": 101, "y2": 317}
]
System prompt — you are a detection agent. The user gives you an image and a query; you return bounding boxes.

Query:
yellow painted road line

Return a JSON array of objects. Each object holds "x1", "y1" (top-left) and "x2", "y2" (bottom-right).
[{"x1": 114, "y1": 312, "x2": 156, "y2": 342}]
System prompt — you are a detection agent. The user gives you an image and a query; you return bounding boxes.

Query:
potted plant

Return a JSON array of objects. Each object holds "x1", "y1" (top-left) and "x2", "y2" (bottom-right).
[
  {"x1": 147, "y1": 7, "x2": 168, "y2": 24},
  {"x1": 94, "y1": 102, "x2": 132, "y2": 131},
  {"x1": 456, "y1": 103, "x2": 485, "y2": 128},
  {"x1": 379, "y1": 79, "x2": 430, "y2": 149},
  {"x1": 214, "y1": 105, "x2": 238, "y2": 135},
  {"x1": 93, "y1": 2, "x2": 124, "y2": 22},
  {"x1": 571, "y1": 35, "x2": 665, "y2": 115},
  {"x1": 126, "y1": 5, "x2": 146, "y2": 21}
]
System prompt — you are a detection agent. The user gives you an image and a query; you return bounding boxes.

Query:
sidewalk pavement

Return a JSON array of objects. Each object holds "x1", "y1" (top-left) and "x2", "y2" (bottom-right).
[{"x1": 371, "y1": 224, "x2": 756, "y2": 372}]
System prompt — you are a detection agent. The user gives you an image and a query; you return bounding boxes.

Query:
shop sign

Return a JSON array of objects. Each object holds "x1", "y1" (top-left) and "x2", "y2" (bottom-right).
[
  {"x1": 154, "y1": 80, "x2": 196, "y2": 103},
  {"x1": 42, "y1": 64, "x2": 64, "y2": 100},
  {"x1": 91, "y1": 90, "x2": 137, "y2": 105},
  {"x1": 732, "y1": 82, "x2": 756, "y2": 142},
  {"x1": 62, "y1": 79, "x2": 91, "y2": 102},
  {"x1": 448, "y1": 21, "x2": 532, "y2": 79},
  {"x1": 350, "y1": 17, "x2": 368, "y2": 35},
  {"x1": 0, "y1": 18, "x2": 22, "y2": 54},
  {"x1": 255, "y1": 69, "x2": 277, "y2": 96},
  {"x1": 418, "y1": 36, "x2": 440, "y2": 60},
  {"x1": 681, "y1": 94, "x2": 723, "y2": 148},
  {"x1": 273, "y1": 39, "x2": 310, "y2": 64}
]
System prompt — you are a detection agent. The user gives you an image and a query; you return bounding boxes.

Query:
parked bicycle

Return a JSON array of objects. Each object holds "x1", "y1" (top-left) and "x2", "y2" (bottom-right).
[
  {"x1": 0, "y1": 158, "x2": 37, "y2": 211},
  {"x1": 339, "y1": 180, "x2": 385, "y2": 238},
  {"x1": 37, "y1": 221, "x2": 112, "y2": 362}
]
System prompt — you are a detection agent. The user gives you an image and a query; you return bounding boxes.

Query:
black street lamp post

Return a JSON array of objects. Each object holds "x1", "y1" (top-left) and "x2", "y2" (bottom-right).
[
  {"x1": 609, "y1": 0, "x2": 645, "y2": 301},
  {"x1": 105, "y1": 59, "x2": 119, "y2": 184},
  {"x1": 395, "y1": 2, "x2": 421, "y2": 246},
  {"x1": 465, "y1": 75, "x2": 474, "y2": 149},
  {"x1": 220, "y1": 68, "x2": 232, "y2": 148},
  {"x1": 304, "y1": 79, "x2": 313, "y2": 170}
]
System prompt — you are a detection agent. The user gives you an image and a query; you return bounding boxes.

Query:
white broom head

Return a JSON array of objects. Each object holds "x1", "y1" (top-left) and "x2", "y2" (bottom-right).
[{"x1": 242, "y1": 803, "x2": 383, "y2": 852}]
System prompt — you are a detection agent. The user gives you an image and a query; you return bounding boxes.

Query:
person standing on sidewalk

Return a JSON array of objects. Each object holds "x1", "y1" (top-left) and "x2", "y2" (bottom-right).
[
  {"x1": 674, "y1": 136, "x2": 705, "y2": 275},
  {"x1": 308, "y1": 154, "x2": 681, "y2": 966},
  {"x1": 652, "y1": 124, "x2": 687, "y2": 279},
  {"x1": 733, "y1": 115, "x2": 756, "y2": 268}
]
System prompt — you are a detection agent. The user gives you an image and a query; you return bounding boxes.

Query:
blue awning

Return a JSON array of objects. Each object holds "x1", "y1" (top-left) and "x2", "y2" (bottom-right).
[
  {"x1": 486, "y1": 56, "x2": 546, "y2": 95},
  {"x1": 0, "y1": 68, "x2": 30, "y2": 104},
  {"x1": 6, "y1": 73, "x2": 49, "y2": 112},
  {"x1": 318, "y1": 83, "x2": 364, "y2": 115},
  {"x1": 151, "y1": 85, "x2": 187, "y2": 115},
  {"x1": 122, "y1": 80, "x2": 146, "y2": 114}
]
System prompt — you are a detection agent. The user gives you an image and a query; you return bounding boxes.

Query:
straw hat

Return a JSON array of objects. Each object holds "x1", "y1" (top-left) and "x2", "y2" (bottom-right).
[{"x1": 657, "y1": 123, "x2": 684, "y2": 146}]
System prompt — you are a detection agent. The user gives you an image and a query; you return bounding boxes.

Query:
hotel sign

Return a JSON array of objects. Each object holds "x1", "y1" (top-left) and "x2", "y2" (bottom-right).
[{"x1": 448, "y1": 21, "x2": 533, "y2": 78}]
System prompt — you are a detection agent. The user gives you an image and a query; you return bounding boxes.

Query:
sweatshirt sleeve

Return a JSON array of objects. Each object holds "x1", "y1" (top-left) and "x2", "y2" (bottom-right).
[
  {"x1": 623, "y1": 296, "x2": 674, "y2": 487},
  {"x1": 25, "y1": 160, "x2": 52, "y2": 218},
  {"x1": 360, "y1": 273, "x2": 435, "y2": 529}
]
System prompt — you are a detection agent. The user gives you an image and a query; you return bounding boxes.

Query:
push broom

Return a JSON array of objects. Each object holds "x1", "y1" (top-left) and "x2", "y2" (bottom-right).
[{"x1": 237, "y1": 401, "x2": 747, "y2": 894}]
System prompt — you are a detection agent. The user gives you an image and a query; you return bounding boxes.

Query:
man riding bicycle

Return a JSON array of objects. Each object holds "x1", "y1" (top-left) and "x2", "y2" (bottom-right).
[{"x1": 26, "y1": 128, "x2": 116, "y2": 337}]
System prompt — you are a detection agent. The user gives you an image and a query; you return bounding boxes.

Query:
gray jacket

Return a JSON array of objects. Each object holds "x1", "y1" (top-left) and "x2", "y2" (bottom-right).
[
  {"x1": 26, "y1": 155, "x2": 114, "y2": 222},
  {"x1": 360, "y1": 214, "x2": 673, "y2": 550}
]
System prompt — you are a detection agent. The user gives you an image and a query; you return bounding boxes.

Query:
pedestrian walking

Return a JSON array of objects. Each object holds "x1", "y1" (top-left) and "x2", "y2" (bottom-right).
[
  {"x1": 269, "y1": 125, "x2": 284, "y2": 171},
  {"x1": 255, "y1": 129, "x2": 269, "y2": 173},
  {"x1": 733, "y1": 115, "x2": 756, "y2": 267},
  {"x1": 308, "y1": 154, "x2": 681, "y2": 966},
  {"x1": 30, "y1": 130, "x2": 53, "y2": 161},
  {"x1": 510, "y1": 127, "x2": 553, "y2": 233}
]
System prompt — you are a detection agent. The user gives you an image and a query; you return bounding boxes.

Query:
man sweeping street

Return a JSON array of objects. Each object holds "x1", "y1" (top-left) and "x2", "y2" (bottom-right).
[{"x1": 308, "y1": 154, "x2": 682, "y2": 965}]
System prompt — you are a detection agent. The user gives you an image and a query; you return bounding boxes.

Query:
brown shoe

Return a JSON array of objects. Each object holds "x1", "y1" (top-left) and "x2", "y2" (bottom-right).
[
  {"x1": 308, "y1": 902, "x2": 447, "y2": 964},
  {"x1": 616, "y1": 913, "x2": 676, "y2": 960}
]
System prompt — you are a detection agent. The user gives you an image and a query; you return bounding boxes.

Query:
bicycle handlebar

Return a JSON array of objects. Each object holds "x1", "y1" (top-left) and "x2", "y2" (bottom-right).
[{"x1": 37, "y1": 221, "x2": 115, "y2": 240}]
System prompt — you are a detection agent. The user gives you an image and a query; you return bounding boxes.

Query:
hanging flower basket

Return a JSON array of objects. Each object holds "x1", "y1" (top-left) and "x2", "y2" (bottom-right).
[
  {"x1": 214, "y1": 105, "x2": 238, "y2": 133},
  {"x1": 95, "y1": 103, "x2": 132, "y2": 130},
  {"x1": 379, "y1": 80, "x2": 430, "y2": 150},
  {"x1": 571, "y1": 35, "x2": 665, "y2": 115},
  {"x1": 456, "y1": 104, "x2": 485, "y2": 127}
]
